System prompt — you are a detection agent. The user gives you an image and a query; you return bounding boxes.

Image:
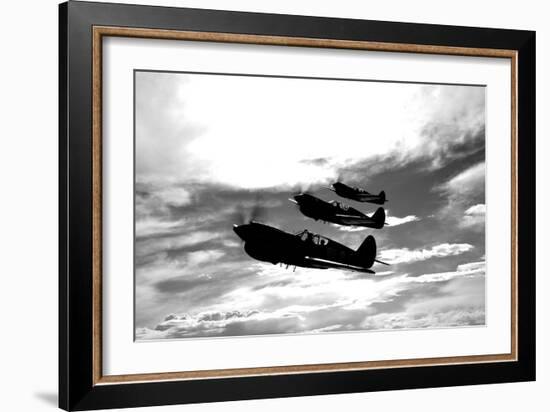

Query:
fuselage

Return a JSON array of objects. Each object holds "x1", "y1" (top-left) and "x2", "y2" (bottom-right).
[
  {"x1": 233, "y1": 221, "x2": 368, "y2": 269},
  {"x1": 291, "y1": 193, "x2": 383, "y2": 228}
]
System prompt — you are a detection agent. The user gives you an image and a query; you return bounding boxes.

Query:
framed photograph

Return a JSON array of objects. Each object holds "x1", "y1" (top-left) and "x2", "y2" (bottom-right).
[{"x1": 59, "y1": 1, "x2": 535, "y2": 410}]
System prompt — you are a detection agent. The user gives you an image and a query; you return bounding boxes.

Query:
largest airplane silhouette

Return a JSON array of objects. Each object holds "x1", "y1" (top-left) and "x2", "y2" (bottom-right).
[{"x1": 233, "y1": 221, "x2": 388, "y2": 274}]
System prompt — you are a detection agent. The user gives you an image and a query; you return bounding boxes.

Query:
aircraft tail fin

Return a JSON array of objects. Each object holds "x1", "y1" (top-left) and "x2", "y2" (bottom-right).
[
  {"x1": 371, "y1": 207, "x2": 386, "y2": 228},
  {"x1": 357, "y1": 235, "x2": 376, "y2": 268},
  {"x1": 379, "y1": 190, "x2": 386, "y2": 202}
]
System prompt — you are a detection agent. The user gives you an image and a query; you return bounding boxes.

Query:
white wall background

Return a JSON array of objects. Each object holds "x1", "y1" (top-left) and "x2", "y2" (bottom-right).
[{"x1": 0, "y1": 0, "x2": 546, "y2": 411}]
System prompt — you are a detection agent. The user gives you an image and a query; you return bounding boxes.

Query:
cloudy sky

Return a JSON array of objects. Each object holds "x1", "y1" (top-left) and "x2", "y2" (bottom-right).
[{"x1": 134, "y1": 70, "x2": 486, "y2": 340}]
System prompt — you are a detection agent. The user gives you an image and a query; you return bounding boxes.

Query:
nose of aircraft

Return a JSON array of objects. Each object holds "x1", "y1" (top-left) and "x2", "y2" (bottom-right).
[
  {"x1": 233, "y1": 224, "x2": 248, "y2": 240},
  {"x1": 290, "y1": 194, "x2": 305, "y2": 204}
]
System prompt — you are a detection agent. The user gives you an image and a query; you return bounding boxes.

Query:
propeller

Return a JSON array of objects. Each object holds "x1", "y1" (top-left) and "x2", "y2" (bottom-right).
[
  {"x1": 232, "y1": 203, "x2": 247, "y2": 226},
  {"x1": 334, "y1": 170, "x2": 346, "y2": 184},
  {"x1": 250, "y1": 198, "x2": 267, "y2": 222},
  {"x1": 232, "y1": 195, "x2": 267, "y2": 225},
  {"x1": 291, "y1": 182, "x2": 312, "y2": 197}
]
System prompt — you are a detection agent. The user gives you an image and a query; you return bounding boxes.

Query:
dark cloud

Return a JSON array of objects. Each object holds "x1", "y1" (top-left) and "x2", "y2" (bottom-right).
[{"x1": 154, "y1": 275, "x2": 214, "y2": 294}]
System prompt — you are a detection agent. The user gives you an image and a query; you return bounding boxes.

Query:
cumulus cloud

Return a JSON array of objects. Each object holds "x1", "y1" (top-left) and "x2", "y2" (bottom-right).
[
  {"x1": 135, "y1": 218, "x2": 186, "y2": 238},
  {"x1": 461, "y1": 203, "x2": 486, "y2": 230},
  {"x1": 336, "y1": 226, "x2": 369, "y2": 232},
  {"x1": 335, "y1": 215, "x2": 419, "y2": 232},
  {"x1": 437, "y1": 162, "x2": 485, "y2": 222},
  {"x1": 417, "y1": 86, "x2": 485, "y2": 169},
  {"x1": 410, "y1": 261, "x2": 485, "y2": 283},
  {"x1": 379, "y1": 243, "x2": 474, "y2": 265},
  {"x1": 443, "y1": 163, "x2": 485, "y2": 196},
  {"x1": 457, "y1": 261, "x2": 485, "y2": 272},
  {"x1": 139, "y1": 259, "x2": 485, "y2": 339},
  {"x1": 360, "y1": 307, "x2": 485, "y2": 330},
  {"x1": 465, "y1": 204, "x2": 486, "y2": 215},
  {"x1": 374, "y1": 271, "x2": 395, "y2": 277},
  {"x1": 386, "y1": 215, "x2": 420, "y2": 227},
  {"x1": 186, "y1": 250, "x2": 225, "y2": 266},
  {"x1": 138, "y1": 308, "x2": 315, "y2": 339},
  {"x1": 359, "y1": 262, "x2": 486, "y2": 330}
]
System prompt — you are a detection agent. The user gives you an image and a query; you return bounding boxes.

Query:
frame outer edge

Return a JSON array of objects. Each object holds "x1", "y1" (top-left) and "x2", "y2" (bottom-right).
[
  {"x1": 59, "y1": 2, "x2": 69, "y2": 410},
  {"x1": 517, "y1": 31, "x2": 536, "y2": 380},
  {"x1": 62, "y1": 1, "x2": 535, "y2": 409},
  {"x1": 67, "y1": 1, "x2": 97, "y2": 409}
]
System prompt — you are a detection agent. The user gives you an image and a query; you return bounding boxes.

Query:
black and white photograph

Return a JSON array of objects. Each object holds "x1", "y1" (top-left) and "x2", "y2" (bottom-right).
[{"x1": 134, "y1": 71, "x2": 486, "y2": 340}]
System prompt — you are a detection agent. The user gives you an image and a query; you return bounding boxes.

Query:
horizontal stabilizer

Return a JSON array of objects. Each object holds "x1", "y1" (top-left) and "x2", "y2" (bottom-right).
[{"x1": 374, "y1": 259, "x2": 390, "y2": 266}]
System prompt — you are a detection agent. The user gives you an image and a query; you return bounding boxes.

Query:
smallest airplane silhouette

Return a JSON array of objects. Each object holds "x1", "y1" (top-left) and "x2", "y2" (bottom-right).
[
  {"x1": 290, "y1": 193, "x2": 386, "y2": 229},
  {"x1": 329, "y1": 181, "x2": 387, "y2": 204}
]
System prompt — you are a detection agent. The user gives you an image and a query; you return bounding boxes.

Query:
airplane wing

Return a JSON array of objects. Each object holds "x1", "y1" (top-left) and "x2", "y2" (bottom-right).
[
  {"x1": 355, "y1": 194, "x2": 382, "y2": 201},
  {"x1": 334, "y1": 215, "x2": 372, "y2": 224},
  {"x1": 304, "y1": 256, "x2": 375, "y2": 274}
]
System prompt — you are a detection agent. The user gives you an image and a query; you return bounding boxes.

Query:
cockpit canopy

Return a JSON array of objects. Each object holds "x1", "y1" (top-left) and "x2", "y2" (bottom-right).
[
  {"x1": 295, "y1": 229, "x2": 330, "y2": 246},
  {"x1": 354, "y1": 186, "x2": 370, "y2": 194},
  {"x1": 328, "y1": 200, "x2": 349, "y2": 210}
]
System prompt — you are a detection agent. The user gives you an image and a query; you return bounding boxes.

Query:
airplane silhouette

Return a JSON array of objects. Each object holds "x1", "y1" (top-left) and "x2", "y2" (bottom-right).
[
  {"x1": 233, "y1": 221, "x2": 388, "y2": 274},
  {"x1": 290, "y1": 193, "x2": 386, "y2": 229},
  {"x1": 329, "y1": 181, "x2": 387, "y2": 204}
]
